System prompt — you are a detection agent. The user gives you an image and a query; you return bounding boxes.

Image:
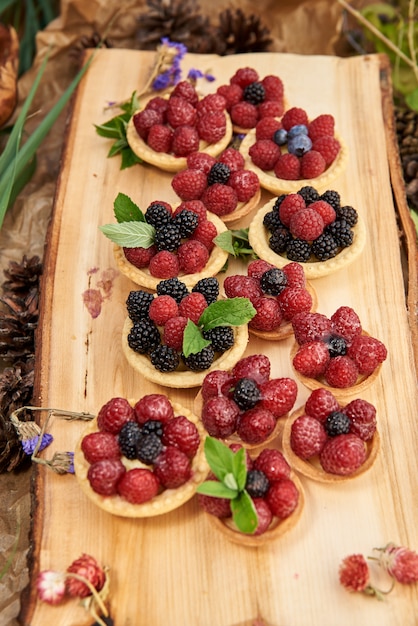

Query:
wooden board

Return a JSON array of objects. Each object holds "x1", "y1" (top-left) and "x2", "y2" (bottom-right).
[{"x1": 21, "y1": 50, "x2": 418, "y2": 626}]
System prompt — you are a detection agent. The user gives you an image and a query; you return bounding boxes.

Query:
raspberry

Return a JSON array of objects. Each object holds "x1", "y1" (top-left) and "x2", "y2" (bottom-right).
[
  {"x1": 231, "y1": 101, "x2": 258, "y2": 128},
  {"x1": 281, "y1": 107, "x2": 309, "y2": 131},
  {"x1": 223, "y1": 275, "x2": 263, "y2": 303},
  {"x1": 230, "y1": 67, "x2": 259, "y2": 87},
  {"x1": 154, "y1": 445, "x2": 192, "y2": 488},
  {"x1": 266, "y1": 478, "x2": 299, "y2": 519},
  {"x1": 308, "y1": 200, "x2": 336, "y2": 226},
  {"x1": 324, "y1": 355, "x2": 359, "y2": 388},
  {"x1": 148, "y1": 295, "x2": 178, "y2": 325},
  {"x1": 145, "y1": 96, "x2": 168, "y2": 117},
  {"x1": 81, "y1": 431, "x2": 120, "y2": 464},
  {"x1": 253, "y1": 448, "x2": 290, "y2": 480},
  {"x1": 319, "y1": 433, "x2": 367, "y2": 475},
  {"x1": 259, "y1": 377, "x2": 298, "y2": 418},
  {"x1": 247, "y1": 259, "x2": 275, "y2": 280},
  {"x1": 201, "y1": 370, "x2": 234, "y2": 401},
  {"x1": 87, "y1": 458, "x2": 126, "y2": 495},
  {"x1": 178, "y1": 291, "x2": 207, "y2": 324},
  {"x1": 257, "y1": 100, "x2": 284, "y2": 119},
  {"x1": 290, "y1": 414, "x2": 328, "y2": 459},
  {"x1": 166, "y1": 96, "x2": 197, "y2": 128},
  {"x1": 117, "y1": 468, "x2": 160, "y2": 504},
  {"x1": 97, "y1": 397, "x2": 135, "y2": 434},
  {"x1": 197, "y1": 477, "x2": 232, "y2": 518},
  {"x1": 134, "y1": 394, "x2": 174, "y2": 425},
  {"x1": 282, "y1": 261, "x2": 306, "y2": 287},
  {"x1": 330, "y1": 306, "x2": 362, "y2": 343},
  {"x1": 196, "y1": 93, "x2": 226, "y2": 116},
  {"x1": 201, "y1": 183, "x2": 238, "y2": 216},
  {"x1": 300, "y1": 150, "x2": 326, "y2": 178},
  {"x1": 171, "y1": 168, "x2": 207, "y2": 201},
  {"x1": 277, "y1": 287, "x2": 313, "y2": 320},
  {"x1": 261, "y1": 74, "x2": 284, "y2": 101},
  {"x1": 186, "y1": 151, "x2": 217, "y2": 174},
  {"x1": 216, "y1": 83, "x2": 243, "y2": 110},
  {"x1": 273, "y1": 153, "x2": 301, "y2": 180},
  {"x1": 190, "y1": 219, "x2": 217, "y2": 251},
  {"x1": 148, "y1": 250, "x2": 179, "y2": 279},
  {"x1": 249, "y1": 297, "x2": 282, "y2": 331},
  {"x1": 124, "y1": 245, "x2": 157, "y2": 269},
  {"x1": 228, "y1": 169, "x2": 260, "y2": 202},
  {"x1": 289, "y1": 207, "x2": 325, "y2": 241},
  {"x1": 292, "y1": 341, "x2": 330, "y2": 377},
  {"x1": 171, "y1": 80, "x2": 199, "y2": 106},
  {"x1": 171, "y1": 125, "x2": 200, "y2": 157},
  {"x1": 197, "y1": 112, "x2": 226, "y2": 143},
  {"x1": 133, "y1": 108, "x2": 163, "y2": 139},
  {"x1": 292, "y1": 311, "x2": 333, "y2": 344},
  {"x1": 66, "y1": 554, "x2": 106, "y2": 598},
  {"x1": 146, "y1": 124, "x2": 173, "y2": 153},
  {"x1": 163, "y1": 315, "x2": 188, "y2": 350},
  {"x1": 304, "y1": 388, "x2": 340, "y2": 422},
  {"x1": 343, "y1": 398, "x2": 377, "y2": 441},
  {"x1": 347, "y1": 335, "x2": 387, "y2": 375},
  {"x1": 312, "y1": 136, "x2": 340, "y2": 166},
  {"x1": 218, "y1": 147, "x2": 245, "y2": 172},
  {"x1": 278, "y1": 193, "x2": 306, "y2": 226},
  {"x1": 231, "y1": 354, "x2": 271, "y2": 385},
  {"x1": 162, "y1": 415, "x2": 200, "y2": 458},
  {"x1": 308, "y1": 114, "x2": 335, "y2": 141},
  {"x1": 174, "y1": 199, "x2": 207, "y2": 223},
  {"x1": 249, "y1": 139, "x2": 281, "y2": 170},
  {"x1": 177, "y1": 239, "x2": 209, "y2": 274},
  {"x1": 253, "y1": 498, "x2": 273, "y2": 535},
  {"x1": 201, "y1": 395, "x2": 240, "y2": 437},
  {"x1": 255, "y1": 116, "x2": 282, "y2": 140},
  {"x1": 237, "y1": 407, "x2": 276, "y2": 444}
]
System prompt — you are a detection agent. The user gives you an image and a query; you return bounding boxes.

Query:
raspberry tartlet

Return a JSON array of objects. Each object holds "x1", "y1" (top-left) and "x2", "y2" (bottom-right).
[
  {"x1": 73, "y1": 394, "x2": 209, "y2": 517},
  {"x1": 248, "y1": 188, "x2": 366, "y2": 279},
  {"x1": 126, "y1": 82, "x2": 233, "y2": 172},
  {"x1": 239, "y1": 108, "x2": 348, "y2": 194},
  {"x1": 281, "y1": 389, "x2": 380, "y2": 482}
]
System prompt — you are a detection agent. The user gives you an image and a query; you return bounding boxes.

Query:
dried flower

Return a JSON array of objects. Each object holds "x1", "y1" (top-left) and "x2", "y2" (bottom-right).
[
  {"x1": 21, "y1": 432, "x2": 53, "y2": 455},
  {"x1": 66, "y1": 553, "x2": 106, "y2": 598},
  {"x1": 187, "y1": 68, "x2": 215, "y2": 83},
  {"x1": 151, "y1": 37, "x2": 187, "y2": 91},
  {"x1": 36, "y1": 570, "x2": 66, "y2": 605},
  {"x1": 338, "y1": 554, "x2": 392, "y2": 600},
  {"x1": 371, "y1": 543, "x2": 418, "y2": 584}
]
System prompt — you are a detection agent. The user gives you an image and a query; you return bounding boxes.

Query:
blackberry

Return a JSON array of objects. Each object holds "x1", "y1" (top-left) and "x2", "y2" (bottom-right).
[
  {"x1": 272, "y1": 194, "x2": 286, "y2": 210},
  {"x1": 260, "y1": 268, "x2": 288, "y2": 295},
  {"x1": 145, "y1": 202, "x2": 172, "y2": 228},
  {"x1": 269, "y1": 227, "x2": 291, "y2": 253},
  {"x1": 243, "y1": 81, "x2": 265, "y2": 105},
  {"x1": 324, "y1": 411, "x2": 351, "y2": 437},
  {"x1": 325, "y1": 334, "x2": 347, "y2": 357},
  {"x1": 207, "y1": 162, "x2": 231, "y2": 186},
  {"x1": 118, "y1": 421, "x2": 142, "y2": 459},
  {"x1": 173, "y1": 209, "x2": 199, "y2": 238},
  {"x1": 336, "y1": 205, "x2": 358, "y2": 227},
  {"x1": 156, "y1": 277, "x2": 189, "y2": 303},
  {"x1": 136, "y1": 432, "x2": 163, "y2": 464},
  {"x1": 150, "y1": 344, "x2": 180, "y2": 372},
  {"x1": 141, "y1": 420, "x2": 164, "y2": 438},
  {"x1": 263, "y1": 209, "x2": 284, "y2": 232},
  {"x1": 297, "y1": 186, "x2": 320, "y2": 205},
  {"x1": 325, "y1": 220, "x2": 354, "y2": 248},
  {"x1": 245, "y1": 469, "x2": 270, "y2": 498},
  {"x1": 320, "y1": 190, "x2": 341, "y2": 211},
  {"x1": 286, "y1": 238, "x2": 312, "y2": 262},
  {"x1": 127, "y1": 319, "x2": 161, "y2": 354},
  {"x1": 126, "y1": 290, "x2": 154, "y2": 321},
  {"x1": 202, "y1": 326, "x2": 234, "y2": 352},
  {"x1": 192, "y1": 277, "x2": 219, "y2": 304},
  {"x1": 311, "y1": 233, "x2": 338, "y2": 261},
  {"x1": 183, "y1": 345, "x2": 215, "y2": 371},
  {"x1": 154, "y1": 222, "x2": 182, "y2": 252},
  {"x1": 232, "y1": 377, "x2": 261, "y2": 410}
]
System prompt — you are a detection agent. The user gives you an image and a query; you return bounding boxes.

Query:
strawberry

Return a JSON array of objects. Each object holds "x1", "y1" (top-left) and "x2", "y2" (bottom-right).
[
  {"x1": 343, "y1": 398, "x2": 377, "y2": 441},
  {"x1": 266, "y1": 478, "x2": 299, "y2": 519},
  {"x1": 253, "y1": 497, "x2": 273, "y2": 535},
  {"x1": 231, "y1": 354, "x2": 271, "y2": 385},
  {"x1": 66, "y1": 553, "x2": 106, "y2": 598},
  {"x1": 319, "y1": 433, "x2": 367, "y2": 475},
  {"x1": 304, "y1": 388, "x2": 340, "y2": 422},
  {"x1": 292, "y1": 341, "x2": 330, "y2": 378},
  {"x1": 148, "y1": 250, "x2": 180, "y2": 279},
  {"x1": 236, "y1": 406, "x2": 276, "y2": 444},
  {"x1": 87, "y1": 458, "x2": 126, "y2": 495},
  {"x1": 97, "y1": 397, "x2": 135, "y2": 434},
  {"x1": 134, "y1": 393, "x2": 174, "y2": 425},
  {"x1": 259, "y1": 377, "x2": 298, "y2": 418},
  {"x1": 324, "y1": 355, "x2": 359, "y2": 388},
  {"x1": 347, "y1": 335, "x2": 387, "y2": 375},
  {"x1": 81, "y1": 431, "x2": 121, "y2": 464},
  {"x1": 177, "y1": 239, "x2": 209, "y2": 274},
  {"x1": 117, "y1": 468, "x2": 160, "y2": 504},
  {"x1": 201, "y1": 395, "x2": 240, "y2": 438},
  {"x1": 253, "y1": 448, "x2": 290, "y2": 481},
  {"x1": 290, "y1": 414, "x2": 328, "y2": 459},
  {"x1": 154, "y1": 445, "x2": 192, "y2": 488},
  {"x1": 162, "y1": 415, "x2": 201, "y2": 458}
]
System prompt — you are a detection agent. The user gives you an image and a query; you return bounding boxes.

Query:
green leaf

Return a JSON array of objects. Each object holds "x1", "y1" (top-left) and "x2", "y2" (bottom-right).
[
  {"x1": 196, "y1": 480, "x2": 237, "y2": 500},
  {"x1": 405, "y1": 87, "x2": 418, "y2": 112},
  {"x1": 214, "y1": 230, "x2": 237, "y2": 255},
  {"x1": 203, "y1": 436, "x2": 237, "y2": 482},
  {"x1": 99, "y1": 222, "x2": 155, "y2": 247},
  {"x1": 214, "y1": 228, "x2": 256, "y2": 259},
  {"x1": 113, "y1": 192, "x2": 144, "y2": 223},
  {"x1": 231, "y1": 491, "x2": 258, "y2": 534},
  {"x1": 198, "y1": 297, "x2": 256, "y2": 331},
  {"x1": 232, "y1": 447, "x2": 247, "y2": 491},
  {"x1": 224, "y1": 472, "x2": 238, "y2": 491},
  {"x1": 120, "y1": 148, "x2": 143, "y2": 170},
  {"x1": 182, "y1": 319, "x2": 211, "y2": 358}
]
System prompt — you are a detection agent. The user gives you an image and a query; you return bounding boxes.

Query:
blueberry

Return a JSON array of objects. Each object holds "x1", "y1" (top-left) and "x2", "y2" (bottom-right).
[
  {"x1": 273, "y1": 128, "x2": 288, "y2": 146},
  {"x1": 287, "y1": 134, "x2": 312, "y2": 157},
  {"x1": 287, "y1": 124, "x2": 308, "y2": 138}
]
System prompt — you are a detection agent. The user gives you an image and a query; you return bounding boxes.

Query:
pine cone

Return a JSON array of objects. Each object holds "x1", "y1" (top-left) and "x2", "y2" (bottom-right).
[
  {"x1": 215, "y1": 8, "x2": 273, "y2": 56},
  {"x1": 68, "y1": 32, "x2": 114, "y2": 68},
  {"x1": 395, "y1": 106, "x2": 418, "y2": 210},
  {"x1": 2, "y1": 254, "x2": 42, "y2": 293}
]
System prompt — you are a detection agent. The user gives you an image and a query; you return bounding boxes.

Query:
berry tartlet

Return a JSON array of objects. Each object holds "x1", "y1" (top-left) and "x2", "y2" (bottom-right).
[
  {"x1": 223, "y1": 259, "x2": 317, "y2": 340},
  {"x1": 121, "y1": 277, "x2": 254, "y2": 388},
  {"x1": 126, "y1": 81, "x2": 233, "y2": 172},
  {"x1": 247, "y1": 188, "x2": 366, "y2": 279},
  {"x1": 281, "y1": 389, "x2": 380, "y2": 482},
  {"x1": 73, "y1": 394, "x2": 209, "y2": 517},
  {"x1": 171, "y1": 148, "x2": 261, "y2": 224},
  {"x1": 290, "y1": 308, "x2": 387, "y2": 400},
  {"x1": 239, "y1": 108, "x2": 348, "y2": 194},
  {"x1": 193, "y1": 353, "x2": 298, "y2": 448}
]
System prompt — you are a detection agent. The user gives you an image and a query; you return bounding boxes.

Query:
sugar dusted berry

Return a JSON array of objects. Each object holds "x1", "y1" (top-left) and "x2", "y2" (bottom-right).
[
  {"x1": 343, "y1": 398, "x2": 377, "y2": 441},
  {"x1": 201, "y1": 395, "x2": 240, "y2": 438},
  {"x1": 162, "y1": 415, "x2": 201, "y2": 458},
  {"x1": 304, "y1": 388, "x2": 340, "y2": 422},
  {"x1": 97, "y1": 397, "x2": 135, "y2": 434},
  {"x1": 237, "y1": 406, "x2": 276, "y2": 444},
  {"x1": 87, "y1": 458, "x2": 126, "y2": 495},
  {"x1": 347, "y1": 335, "x2": 387, "y2": 375},
  {"x1": 117, "y1": 468, "x2": 160, "y2": 504},
  {"x1": 253, "y1": 448, "x2": 291, "y2": 480},
  {"x1": 292, "y1": 340, "x2": 330, "y2": 378},
  {"x1": 134, "y1": 393, "x2": 174, "y2": 425},
  {"x1": 81, "y1": 431, "x2": 120, "y2": 464},
  {"x1": 154, "y1": 445, "x2": 192, "y2": 489},
  {"x1": 290, "y1": 414, "x2": 328, "y2": 459},
  {"x1": 259, "y1": 377, "x2": 298, "y2": 418},
  {"x1": 266, "y1": 478, "x2": 299, "y2": 519},
  {"x1": 319, "y1": 433, "x2": 367, "y2": 475}
]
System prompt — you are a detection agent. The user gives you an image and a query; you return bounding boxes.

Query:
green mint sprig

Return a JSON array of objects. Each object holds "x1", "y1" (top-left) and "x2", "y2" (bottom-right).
[
  {"x1": 197, "y1": 437, "x2": 258, "y2": 535},
  {"x1": 214, "y1": 228, "x2": 258, "y2": 261},
  {"x1": 99, "y1": 192, "x2": 155, "y2": 248}
]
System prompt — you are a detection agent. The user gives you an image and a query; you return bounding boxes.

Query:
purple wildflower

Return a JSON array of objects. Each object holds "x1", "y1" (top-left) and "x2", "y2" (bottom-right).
[
  {"x1": 187, "y1": 69, "x2": 215, "y2": 82},
  {"x1": 22, "y1": 433, "x2": 54, "y2": 455}
]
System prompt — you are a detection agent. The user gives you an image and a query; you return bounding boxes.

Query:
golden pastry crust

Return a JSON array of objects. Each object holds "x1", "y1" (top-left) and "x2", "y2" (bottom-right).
[
  {"x1": 248, "y1": 198, "x2": 367, "y2": 280},
  {"x1": 126, "y1": 110, "x2": 233, "y2": 172},
  {"x1": 113, "y1": 211, "x2": 229, "y2": 290},
  {"x1": 122, "y1": 319, "x2": 250, "y2": 388},
  {"x1": 73, "y1": 401, "x2": 209, "y2": 518},
  {"x1": 221, "y1": 186, "x2": 261, "y2": 224},
  {"x1": 281, "y1": 406, "x2": 380, "y2": 483},
  {"x1": 239, "y1": 129, "x2": 349, "y2": 194}
]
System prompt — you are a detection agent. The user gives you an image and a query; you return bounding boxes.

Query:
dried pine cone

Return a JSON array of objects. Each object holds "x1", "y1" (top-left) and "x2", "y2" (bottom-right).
[
  {"x1": 395, "y1": 106, "x2": 418, "y2": 210},
  {"x1": 68, "y1": 31, "x2": 113, "y2": 67},
  {"x1": 215, "y1": 8, "x2": 273, "y2": 56}
]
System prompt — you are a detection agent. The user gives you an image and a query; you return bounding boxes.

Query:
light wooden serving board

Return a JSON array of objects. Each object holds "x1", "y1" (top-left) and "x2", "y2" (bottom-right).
[{"x1": 21, "y1": 50, "x2": 418, "y2": 626}]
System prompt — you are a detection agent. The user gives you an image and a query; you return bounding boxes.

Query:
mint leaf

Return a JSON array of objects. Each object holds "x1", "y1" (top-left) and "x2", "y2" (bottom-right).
[
  {"x1": 121, "y1": 148, "x2": 143, "y2": 170},
  {"x1": 199, "y1": 297, "x2": 256, "y2": 331},
  {"x1": 231, "y1": 490, "x2": 258, "y2": 534},
  {"x1": 214, "y1": 230, "x2": 236, "y2": 255},
  {"x1": 214, "y1": 228, "x2": 257, "y2": 260},
  {"x1": 203, "y1": 436, "x2": 237, "y2": 482},
  {"x1": 232, "y1": 447, "x2": 247, "y2": 491},
  {"x1": 114, "y1": 192, "x2": 144, "y2": 223},
  {"x1": 99, "y1": 221, "x2": 155, "y2": 247},
  {"x1": 224, "y1": 472, "x2": 238, "y2": 491},
  {"x1": 196, "y1": 480, "x2": 237, "y2": 500},
  {"x1": 182, "y1": 319, "x2": 211, "y2": 357}
]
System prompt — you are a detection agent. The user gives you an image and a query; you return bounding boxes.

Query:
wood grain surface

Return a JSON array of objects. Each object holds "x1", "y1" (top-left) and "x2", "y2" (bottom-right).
[{"x1": 20, "y1": 49, "x2": 418, "y2": 626}]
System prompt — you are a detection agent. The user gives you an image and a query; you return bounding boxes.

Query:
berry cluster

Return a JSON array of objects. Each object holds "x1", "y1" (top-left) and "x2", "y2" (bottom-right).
[
  {"x1": 247, "y1": 107, "x2": 341, "y2": 181},
  {"x1": 224, "y1": 259, "x2": 313, "y2": 333},
  {"x1": 171, "y1": 147, "x2": 260, "y2": 217},
  {"x1": 262, "y1": 186, "x2": 358, "y2": 262},
  {"x1": 289, "y1": 388, "x2": 377, "y2": 476},
  {"x1": 198, "y1": 445, "x2": 300, "y2": 535},
  {"x1": 200, "y1": 354, "x2": 297, "y2": 445},
  {"x1": 81, "y1": 394, "x2": 202, "y2": 503},
  {"x1": 132, "y1": 80, "x2": 228, "y2": 156},
  {"x1": 291, "y1": 307, "x2": 387, "y2": 389},
  {"x1": 216, "y1": 66, "x2": 285, "y2": 130}
]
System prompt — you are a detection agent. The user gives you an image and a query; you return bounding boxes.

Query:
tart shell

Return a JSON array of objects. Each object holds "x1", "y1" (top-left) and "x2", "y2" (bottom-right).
[{"x1": 221, "y1": 186, "x2": 261, "y2": 225}]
